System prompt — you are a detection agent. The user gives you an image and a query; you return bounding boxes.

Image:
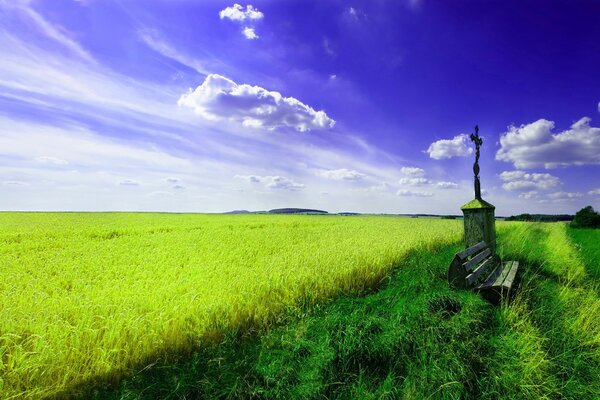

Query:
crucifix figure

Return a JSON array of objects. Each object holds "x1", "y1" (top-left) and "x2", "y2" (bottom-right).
[{"x1": 470, "y1": 125, "x2": 483, "y2": 200}]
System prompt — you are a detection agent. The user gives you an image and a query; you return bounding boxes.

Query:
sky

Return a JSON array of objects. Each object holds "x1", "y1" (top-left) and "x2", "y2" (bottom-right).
[{"x1": 1, "y1": 0, "x2": 599, "y2": 215}]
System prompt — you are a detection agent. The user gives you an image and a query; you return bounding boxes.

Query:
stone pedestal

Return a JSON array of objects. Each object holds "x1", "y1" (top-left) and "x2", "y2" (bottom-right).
[{"x1": 461, "y1": 198, "x2": 496, "y2": 253}]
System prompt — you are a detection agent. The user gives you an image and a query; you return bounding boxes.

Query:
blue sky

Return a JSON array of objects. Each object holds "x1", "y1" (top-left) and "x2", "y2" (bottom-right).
[{"x1": 1, "y1": 0, "x2": 599, "y2": 215}]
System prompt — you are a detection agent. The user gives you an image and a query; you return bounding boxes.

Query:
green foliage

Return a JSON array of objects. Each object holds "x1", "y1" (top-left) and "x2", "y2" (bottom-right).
[{"x1": 570, "y1": 205, "x2": 600, "y2": 228}]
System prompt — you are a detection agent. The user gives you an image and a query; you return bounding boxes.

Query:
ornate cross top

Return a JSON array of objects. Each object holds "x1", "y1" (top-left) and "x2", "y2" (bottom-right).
[{"x1": 470, "y1": 125, "x2": 483, "y2": 199}]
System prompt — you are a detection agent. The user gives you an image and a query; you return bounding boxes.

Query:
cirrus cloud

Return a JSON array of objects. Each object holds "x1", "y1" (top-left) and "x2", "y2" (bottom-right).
[
  {"x1": 496, "y1": 117, "x2": 600, "y2": 169},
  {"x1": 178, "y1": 74, "x2": 335, "y2": 132},
  {"x1": 426, "y1": 134, "x2": 473, "y2": 160}
]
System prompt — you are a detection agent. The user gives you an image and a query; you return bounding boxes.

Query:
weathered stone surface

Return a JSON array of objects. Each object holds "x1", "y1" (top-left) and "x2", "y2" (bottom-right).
[{"x1": 461, "y1": 198, "x2": 496, "y2": 253}]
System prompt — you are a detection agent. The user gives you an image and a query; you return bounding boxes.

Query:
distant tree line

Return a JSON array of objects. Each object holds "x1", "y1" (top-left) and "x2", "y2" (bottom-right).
[
  {"x1": 571, "y1": 206, "x2": 600, "y2": 228},
  {"x1": 505, "y1": 213, "x2": 573, "y2": 222}
]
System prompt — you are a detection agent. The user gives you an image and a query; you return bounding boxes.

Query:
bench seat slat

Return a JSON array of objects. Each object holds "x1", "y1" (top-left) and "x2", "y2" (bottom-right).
[
  {"x1": 455, "y1": 241, "x2": 487, "y2": 260},
  {"x1": 476, "y1": 261, "x2": 514, "y2": 290},
  {"x1": 500, "y1": 261, "x2": 519, "y2": 289},
  {"x1": 464, "y1": 248, "x2": 492, "y2": 272},
  {"x1": 465, "y1": 256, "x2": 495, "y2": 286}
]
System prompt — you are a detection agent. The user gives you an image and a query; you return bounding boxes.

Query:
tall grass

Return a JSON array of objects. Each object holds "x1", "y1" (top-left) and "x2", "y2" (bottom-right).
[
  {"x1": 0, "y1": 213, "x2": 462, "y2": 398},
  {"x1": 485, "y1": 222, "x2": 600, "y2": 399},
  {"x1": 95, "y1": 222, "x2": 600, "y2": 399}
]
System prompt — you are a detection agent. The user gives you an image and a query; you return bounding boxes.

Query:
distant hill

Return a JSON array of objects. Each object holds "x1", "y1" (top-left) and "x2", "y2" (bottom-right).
[
  {"x1": 505, "y1": 213, "x2": 573, "y2": 222},
  {"x1": 268, "y1": 208, "x2": 328, "y2": 214},
  {"x1": 224, "y1": 210, "x2": 251, "y2": 214}
]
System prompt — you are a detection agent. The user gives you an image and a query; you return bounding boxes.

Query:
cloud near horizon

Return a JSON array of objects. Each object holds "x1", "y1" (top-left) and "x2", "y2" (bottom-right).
[
  {"x1": 235, "y1": 174, "x2": 305, "y2": 191},
  {"x1": 426, "y1": 134, "x2": 473, "y2": 160},
  {"x1": 319, "y1": 168, "x2": 366, "y2": 181},
  {"x1": 178, "y1": 74, "x2": 335, "y2": 132},
  {"x1": 396, "y1": 189, "x2": 434, "y2": 197},
  {"x1": 496, "y1": 117, "x2": 600, "y2": 169}
]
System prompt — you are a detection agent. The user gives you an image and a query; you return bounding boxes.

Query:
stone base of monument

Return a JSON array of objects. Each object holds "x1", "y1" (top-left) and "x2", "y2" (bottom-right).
[{"x1": 461, "y1": 197, "x2": 496, "y2": 253}]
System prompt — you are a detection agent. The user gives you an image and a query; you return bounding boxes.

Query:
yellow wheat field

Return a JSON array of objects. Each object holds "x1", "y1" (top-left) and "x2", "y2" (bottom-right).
[{"x1": 0, "y1": 213, "x2": 462, "y2": 398}]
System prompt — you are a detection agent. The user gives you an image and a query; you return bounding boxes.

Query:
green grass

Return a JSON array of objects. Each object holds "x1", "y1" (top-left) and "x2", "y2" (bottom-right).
[
  {"x1": 0, "y1": 213, "x2": 462, "y2": 399},
  {"x1": 1, "y1": 214, "x2": 599, "y2": 399},
  {"x1": 93, "y1": 222, "x2": 600, "y2": 399}
]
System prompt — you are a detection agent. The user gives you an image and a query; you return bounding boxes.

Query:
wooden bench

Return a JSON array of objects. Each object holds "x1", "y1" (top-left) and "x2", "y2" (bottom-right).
[{"x1": 448, "y1": 241, "x2": 519, "y2": 303}]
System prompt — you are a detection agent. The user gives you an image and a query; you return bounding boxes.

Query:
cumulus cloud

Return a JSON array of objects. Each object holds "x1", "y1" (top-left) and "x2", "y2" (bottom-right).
[
  {"x1": 398, "y1": 177, "x2": 431, "y2": 186},
  {"x1": 397, "y1": 168, "x2": 458, "y2": 191},
  {"x1": 34, "y1": 156, "x2": 69, "y2": 165},
  {"x1": 219, "y1": 4, "x2": 264, "y2": 21},
  {"x1": 548, "y1": 191, "x2": 583, "y2": 200},
  {"x1": 589, "y1": 188, "x2": 600, "y2": 195},
  {"x1": 496, "y1": 117, "x2": 600, "y2": 169},
  {"x1": 219, "y1": 4, "x2": 263, "y2": 40},
  {"x1": 242, "y1": 27, "x2": 258, "y2": 39},
  {"x1": 396, "y1": 189, "x2": 433, "y2": 197},
  {"x1": 499, "y1": 170, "x2": 560, "y2": 191},
  {"x1": 119, "y1": 179, "x2": 140, "y2": 186},
  {"x1": 320, "y1": 168, "x2": 366, "y2": 181},
  {"x1": 400, "y1": 166, "x2": 425, "y2": 177},
  {"x1": 235, "y1": 175, "x2": 304, "y2": 191},
  {"x1": 178, "y1": 74, "x2": 335, "y2": 132},
  {"x1": 426, "y1": 134, "x2": 473, "y2": 160},
  {"x1": 436, "y1": 181, "x2": 459, "y2": 189},
  {"x1": 519, "y1": 191, "x2": 538, "y2": 199}
]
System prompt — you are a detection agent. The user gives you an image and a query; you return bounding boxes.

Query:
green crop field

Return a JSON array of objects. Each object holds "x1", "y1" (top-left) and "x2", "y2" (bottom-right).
[
  {"x1": 0, "y1": 214, "x2": 598, "y2": 399},
  {"x1": 1, "y1": 213, "x2": 463, "y2": 399}
]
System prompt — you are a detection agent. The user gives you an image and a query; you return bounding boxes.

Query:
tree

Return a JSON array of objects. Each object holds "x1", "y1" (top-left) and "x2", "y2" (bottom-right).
[{"x1": 571, "y1": 206, "x2": 600, "y2": 228}]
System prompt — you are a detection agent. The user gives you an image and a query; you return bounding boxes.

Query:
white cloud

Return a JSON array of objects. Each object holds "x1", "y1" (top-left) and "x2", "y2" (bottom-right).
[
  {"x1": 11, "y1": 2, "x2": 95, "y2": 63},
  {"x1": 496, "y1": 117, "x2": 600, "y2": 169},
  {"x1": 119, "y1": 179, "x2": 140, "y2": 186},
  {"x1": 519, "y1": 191, "x2": 538, "y2": 199},
  {"x1": 597, "y1": 102, "x2": 600, "y2": 113},
  {"x1": 219, "y1": 4, "x2": 263, "y2": 39},
  {"x1": 589, "y1": 188, "x2": 600, "y2": 195},
  {"x1": 426, "y1": 134, "x2": 473, "y2": 160},
  {"x1": 396, "y1": 189, "x2": 433, "y2": 197},
  {"x1": 235, "y1": 175, "x2": 304, "y2": 191},
  {"x1": 398, "y1": 177, "x2": 431, "y2": 186},
  {"x1": 400, "y1": 166, "x2": 425, "y2": 177},
  {"x1": 219, "y1": 4, "x2": 264, "y2": 21},
  {"x1": 138, "y1": 29, "x2": 210, "y2": 75},
  {"x1": 548, "y1": 191, "x2": 583, "y2": 200},
  {"x1": 34, "y1": 156, "x2": 69, "y2": 165},
  {"x1": 242, "y1": 27, "x2": 258, "y2": 40},
  {"x1": 499, "y1": 170, "x2": 560, "y2": 191},
  {"x1": 319, "y1": 168, "x2": 366, "y2": 181},
  {"x1": 173, "y1": 184, "x2": 185, "y2": 190},
  {"x1": 436, "y1": 181, "x2": 459, "y2": 189},
  {"x1": 178, "y1": 74, "x2": 335, "y2": 132},
  {"x1": 165, "y1": 177, "x2": 180, "y2": 183}
]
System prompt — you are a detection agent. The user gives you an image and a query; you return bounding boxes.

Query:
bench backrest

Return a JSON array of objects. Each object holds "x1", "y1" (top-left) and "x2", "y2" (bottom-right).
[{"x1": 448, "y1": 241, "x2": 498, "y2": 289}]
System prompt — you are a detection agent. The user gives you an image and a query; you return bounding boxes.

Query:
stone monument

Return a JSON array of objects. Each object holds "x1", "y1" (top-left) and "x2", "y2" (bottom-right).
[{"x1": 460, "y1": 125, "x2": 496, "y2": 253}]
